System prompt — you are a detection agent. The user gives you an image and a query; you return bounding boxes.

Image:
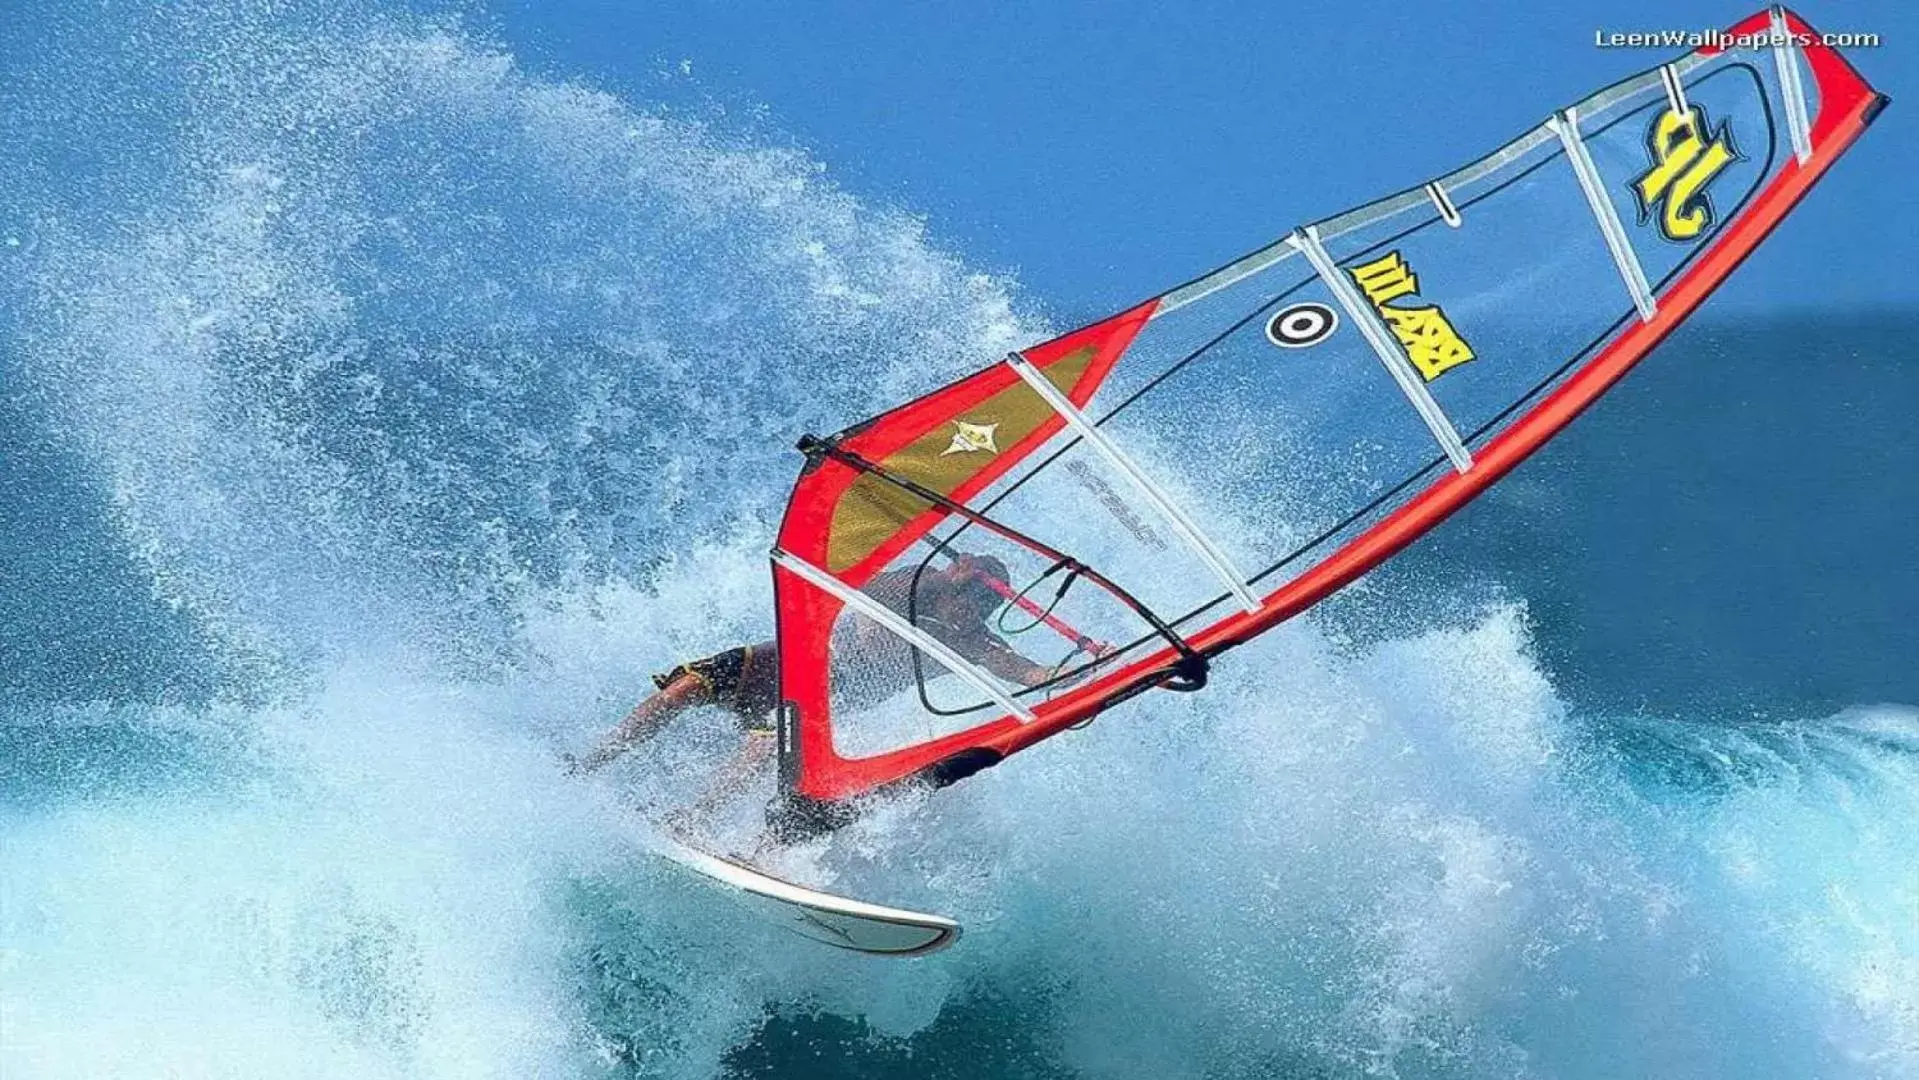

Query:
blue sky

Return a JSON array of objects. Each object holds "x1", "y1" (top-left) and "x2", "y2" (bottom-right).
[{"x1": 482, "y1": 0, "x2": 1912, "y2": 324}]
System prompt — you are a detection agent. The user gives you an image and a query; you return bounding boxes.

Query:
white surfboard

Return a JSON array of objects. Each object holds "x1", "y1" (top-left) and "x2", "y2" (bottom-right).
[{"x1": 651, "y1": 836, "x2": 960, "y2": 956}]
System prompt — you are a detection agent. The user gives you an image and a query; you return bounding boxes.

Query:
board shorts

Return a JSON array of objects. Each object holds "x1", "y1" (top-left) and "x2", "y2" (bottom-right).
[{"x1": 652, "y1": 643, "x2": 779, "y2": 734}]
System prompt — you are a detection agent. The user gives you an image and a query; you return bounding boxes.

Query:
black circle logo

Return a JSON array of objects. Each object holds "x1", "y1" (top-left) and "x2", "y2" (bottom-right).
[{"x1": 1265, "y1": 302, "x2": 1338, "y2": 348}]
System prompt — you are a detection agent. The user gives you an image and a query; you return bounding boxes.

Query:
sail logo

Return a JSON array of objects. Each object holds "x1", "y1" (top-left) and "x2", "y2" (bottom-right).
[
  {"x1": 1349, "y1": 251, "x2": 1475, "y2": 381},
  {"x1": 1632, "y1": 104, "x2": 1739, "y2": 243},
  {"x1": 941, "y1": 419, "x2": 1001, "y2": 456},
  {"x1": 1266, "y1": 302, "x2": 1339, "y2": 348}
]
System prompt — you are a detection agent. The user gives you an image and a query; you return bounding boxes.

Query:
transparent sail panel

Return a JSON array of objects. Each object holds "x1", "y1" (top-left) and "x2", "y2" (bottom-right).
[
  {"x1": 1579, "y1": 55, "x2": 1789, "y2": 296},
  {"x1": 1313, "y1": 128, "x2": 1635, "y2": 448},
  {"x1": 961, "y1": 437, "x2": 1228, "y2": 626},
  {"x1": 1089, "y1": 271, "x2": 1452, "y2": 606},
  {"x1": 983, "y1": 115, "x2": 1635, "y2": 620},
  {"x1": 825, "y1": 516, "x2": 1162, "y2": 758},
  {"x1": 1082, "y1": 247, "x2": 1315, "y2": 418}
]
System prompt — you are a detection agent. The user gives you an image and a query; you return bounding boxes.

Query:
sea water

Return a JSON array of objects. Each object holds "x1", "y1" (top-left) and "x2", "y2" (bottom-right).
[{"x1": 3, "y1": 3, "x2": 1916, "y2": 1077}]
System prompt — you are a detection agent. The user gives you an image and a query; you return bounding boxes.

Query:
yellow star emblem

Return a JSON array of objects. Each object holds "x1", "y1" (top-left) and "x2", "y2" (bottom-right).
[{"x1": 940, "y1": 419, "x2": 1000, "y2": 457}]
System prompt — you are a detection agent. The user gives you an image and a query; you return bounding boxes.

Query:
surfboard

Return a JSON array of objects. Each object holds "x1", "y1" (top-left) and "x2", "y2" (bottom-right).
[{"x1": 650, "y1": 836, "x2": 960, "y2": 957}]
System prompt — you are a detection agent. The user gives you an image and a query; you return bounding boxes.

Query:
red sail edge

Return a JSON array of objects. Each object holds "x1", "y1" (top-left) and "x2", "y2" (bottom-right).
[
  {"x1": 772, "y1": 7, "x2": 1884, "y2": 807},
  {"x1": 773, "y1": 301, "x2": 1157, "y2": 801}
]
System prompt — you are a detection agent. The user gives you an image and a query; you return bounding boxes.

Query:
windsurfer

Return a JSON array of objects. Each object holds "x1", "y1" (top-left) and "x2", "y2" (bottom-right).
[{"x1": 569, "y1": 553, "x2": 1064, "y2": 822}]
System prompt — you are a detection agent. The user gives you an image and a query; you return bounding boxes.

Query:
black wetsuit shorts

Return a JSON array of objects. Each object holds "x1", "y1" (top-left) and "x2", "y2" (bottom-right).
[{"x1": 652, "y1": 643, "x2": 779, "y2": 733}]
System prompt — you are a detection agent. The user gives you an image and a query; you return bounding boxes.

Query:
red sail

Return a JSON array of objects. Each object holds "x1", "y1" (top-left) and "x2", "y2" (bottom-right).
[{"x1": 771, "y1": 7, "x2": 1885, "y2": 806}]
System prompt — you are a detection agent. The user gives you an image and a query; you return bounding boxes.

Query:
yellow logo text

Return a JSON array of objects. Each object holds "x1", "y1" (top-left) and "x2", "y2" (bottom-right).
[
  {"x1": 1633, "y1": 105, "x2": 1738, "y2": 242},
  {"x1": 1349, "y1": 251, "x2": 1475, "y2": 382}
]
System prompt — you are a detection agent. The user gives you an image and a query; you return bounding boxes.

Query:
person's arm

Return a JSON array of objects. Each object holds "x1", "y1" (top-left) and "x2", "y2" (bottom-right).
[
  {"x1": 569, "y1": 675, "x2": 708, "y2": 774},
  {"x1": 974, "y1": 637, "x2": 1059, "y2": 688}
]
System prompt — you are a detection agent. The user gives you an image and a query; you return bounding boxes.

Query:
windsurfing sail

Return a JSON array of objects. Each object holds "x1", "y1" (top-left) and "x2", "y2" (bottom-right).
[{"x1": 770, "y1": 7, "x2": 1888, "y2": 809}]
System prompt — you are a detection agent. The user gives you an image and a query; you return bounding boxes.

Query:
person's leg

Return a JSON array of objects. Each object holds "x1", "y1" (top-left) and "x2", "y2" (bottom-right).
[
  {"x1": 571, "y1": 672, "x2": 711, "y2": 773},
  {"x1": 666, "y1": 643, "x2": 782, "y2": 844},
  {"x1": 667, "y1": 731, "x2": 777, "y2": 839}
]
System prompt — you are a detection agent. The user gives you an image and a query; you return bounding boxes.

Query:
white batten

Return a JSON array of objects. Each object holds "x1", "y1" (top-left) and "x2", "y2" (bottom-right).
[
  {"x1": 1004, "y1": 353, "x2": 1263, "y2": 614},
  {"x1": 1770, "y1": 6, "x2": 1814, "y2": 164},
  {"x1": 1549, "y1": 108, "x2": 1658, "y2": 322},
  {"x1": 1425, "y1": 181, "x2": 1463, "y2": 228},
  {"x1": 1287, "y1": 227, "x2": 1475, "y2": 475},
  {"x1": 1660, "y1": 63, "x2": 1690, "y2": 119},
  {"x1": 773, "y1": 549, "x2": 1037, "y2": 722}
]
